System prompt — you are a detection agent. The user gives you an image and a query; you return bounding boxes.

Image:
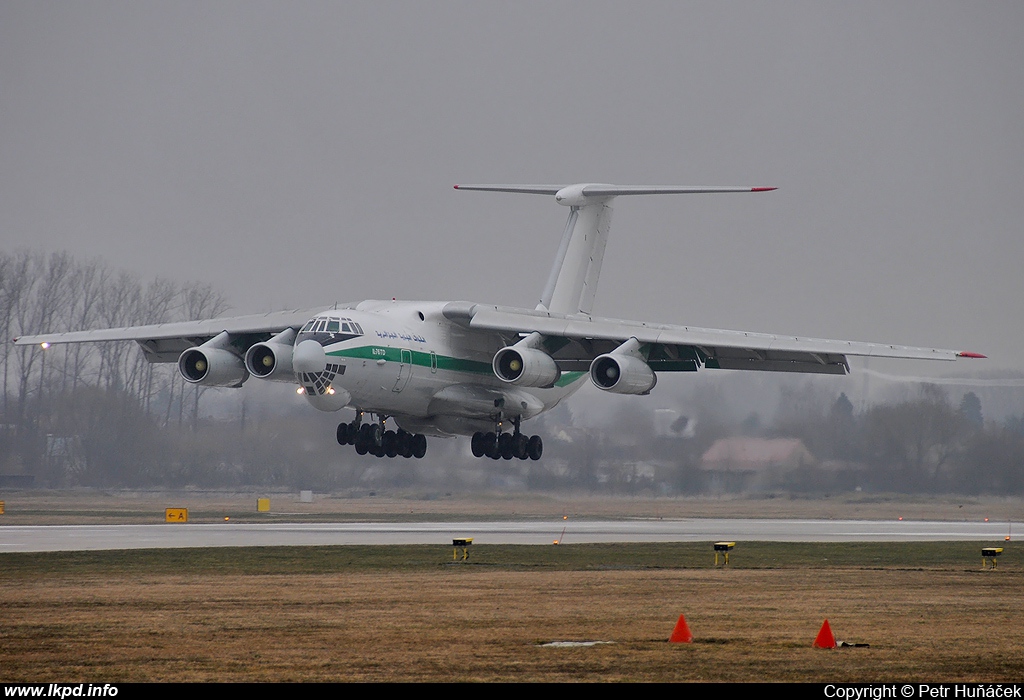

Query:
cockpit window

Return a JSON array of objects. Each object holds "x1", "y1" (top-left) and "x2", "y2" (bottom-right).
[{"x1": 299, "y1": 315, "x2": 363, "y2": 341}]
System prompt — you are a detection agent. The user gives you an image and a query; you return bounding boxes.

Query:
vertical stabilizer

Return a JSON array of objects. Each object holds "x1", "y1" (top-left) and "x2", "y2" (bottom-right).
[
  {"x1": 454, "y1": 183, "x2": 775, "y2": 317},
  {"x1": 540, "y1": 198, "x2": 613, "y2": 314}
]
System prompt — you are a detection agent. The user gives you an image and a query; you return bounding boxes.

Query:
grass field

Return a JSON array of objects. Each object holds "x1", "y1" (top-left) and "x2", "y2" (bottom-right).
[{"x1": 1, "y1": 541, "x2": 1020, "y2": 682}]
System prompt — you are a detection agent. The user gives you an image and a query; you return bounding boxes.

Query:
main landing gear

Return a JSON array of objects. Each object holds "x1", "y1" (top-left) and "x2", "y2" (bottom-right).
[
  {"x1": 470, "y1": 417, "x2": 542, "y2": 461},
  {"x1": 336, "y1": 416, "x2": 427, "y2": 459}
]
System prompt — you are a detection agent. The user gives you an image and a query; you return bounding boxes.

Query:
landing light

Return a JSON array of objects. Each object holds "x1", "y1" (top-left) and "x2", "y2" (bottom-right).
[
  {"x1": 40, "y1": 342, "x2": 50, "y2": 350},
  {"x1": 296, "y1": 387, "x2": 305, "y2": 395},
  {"x1": 327, "y1": 387, "x2": 336, "y2": 395}
]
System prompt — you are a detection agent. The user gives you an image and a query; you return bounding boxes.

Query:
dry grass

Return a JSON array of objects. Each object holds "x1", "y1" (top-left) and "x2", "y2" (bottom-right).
[
  {"x1": 2, "y1": 492, "x2": 1020, "y2": 681},
  {"x1": 2, "y1": 547, "x2": 1022, "y2": 682}
]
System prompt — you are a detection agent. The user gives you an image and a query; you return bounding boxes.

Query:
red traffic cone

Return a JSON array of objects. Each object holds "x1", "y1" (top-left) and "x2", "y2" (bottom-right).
[
  {"x1": 813, "y1": 619, "x2": 837, "y2": 649},
  {"x1": 669, "y1": 614, "x2": 693, "y2": 643}
]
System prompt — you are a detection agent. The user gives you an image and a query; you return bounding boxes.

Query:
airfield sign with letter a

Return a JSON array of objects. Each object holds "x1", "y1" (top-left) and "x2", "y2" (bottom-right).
[{"x1": 165, "y1": 508, "x2": 188, "y2": 523}]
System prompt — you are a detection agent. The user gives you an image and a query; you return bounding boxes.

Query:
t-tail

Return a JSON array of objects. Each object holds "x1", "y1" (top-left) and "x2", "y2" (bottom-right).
[{"x1": 454, "y1": 183, "x2": 776, "y2": 315}]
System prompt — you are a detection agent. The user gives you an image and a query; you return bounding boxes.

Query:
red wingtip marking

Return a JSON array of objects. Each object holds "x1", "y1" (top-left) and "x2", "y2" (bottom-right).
[
  {"x1": 453, "y1": 185, "x2": 460, "y2": 189},
  {"x1": 751, "y1": 187, "x2": 777, "y2": 192},
  {"x1": 958, "y1": 352, "x2": 987, "y2": 359}
]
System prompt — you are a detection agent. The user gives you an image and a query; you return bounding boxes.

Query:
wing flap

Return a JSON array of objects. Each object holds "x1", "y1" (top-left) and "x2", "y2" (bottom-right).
[
  {"x1": 705, "y1": 358, "x2": 848, "y2": 375},
  {"x1": 456, "y1": 304, "x2": 962, "y2": 375}
]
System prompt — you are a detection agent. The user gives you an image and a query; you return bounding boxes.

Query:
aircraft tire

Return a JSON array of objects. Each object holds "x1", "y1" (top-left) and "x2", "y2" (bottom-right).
[
  {"x1": 337, "y1": 423, "x2": 349, "y2": 446},
  {"x1": 412, "y1": 434, "x2": 427, "y2": 459},
  {"x1": 471, "y1": 432, "x2": 486, "y2": 458},
  {"x1": 383, "y1": 430, "x2": 398, "y2": 458},
  {"x1": 527, "y1": 435, "x2": 543, "y2": 461},
  {"x1": 354, "y1": 438, "x2": 368, "y2": 455},
  {"x1": 482, "y1": 432, "x2": 498, "y2": 459},
  {"x1": 498, "y1": 433, "x2": 514, "y2": 460},
  {"x1": 358, "y1": 424, "x2": 372, "y2": 445},
  {"x1": 513, "y1": 433, "x2": 529, "y2": 460},
  {"x1": 398, "y1": 432, "x2": 414, "y2": 458}
]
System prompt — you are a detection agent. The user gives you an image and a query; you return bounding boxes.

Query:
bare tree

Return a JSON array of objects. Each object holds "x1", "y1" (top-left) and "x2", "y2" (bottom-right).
[
  {"x1": 861, "y1": 385, "x2": 967, "y2": 491},
  {"x1": 181, "y1": 282, "x2": 230, "y2": 430},
  {"x1": 64, "y1": 261, "x2": 107, "y2": 394},
  {"x1": 0, "y1": 252, "x2": 12, "y2": 422},
  {"x1": 94, "y1": 271, "x2": 142, "y2": 393},
  {"x1": 137, "y1": 277, "x2": 180, "y2": 414},
  {"x1": 10, "y1": 251, "x2": 42, "y2": 430},
  {"x1": 33, "y1": 253, "x2": 74, "y2": 401}
]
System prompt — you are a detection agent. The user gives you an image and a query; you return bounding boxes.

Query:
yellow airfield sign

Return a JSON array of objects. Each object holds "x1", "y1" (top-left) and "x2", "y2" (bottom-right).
[{"x1": 165, "y1": 508, "x2": 188, "y2": 523}]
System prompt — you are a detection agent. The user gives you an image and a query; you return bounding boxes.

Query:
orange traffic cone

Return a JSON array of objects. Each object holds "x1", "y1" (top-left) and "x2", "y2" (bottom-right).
[
  {"x1": 813, "y1": 619, "x2": 837, "y2": 649},
  {"x1": 669, "y1": 614, "x2": 693, "y2": 643}
]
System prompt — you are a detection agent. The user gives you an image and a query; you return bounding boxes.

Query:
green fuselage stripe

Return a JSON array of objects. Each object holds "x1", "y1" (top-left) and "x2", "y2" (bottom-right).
[
  {"x1": 326, "y1": 345, "x2": 589, "y2": 387},
  {"x1": 326, "y1": 345, "x2": 492, "y2": 374}
]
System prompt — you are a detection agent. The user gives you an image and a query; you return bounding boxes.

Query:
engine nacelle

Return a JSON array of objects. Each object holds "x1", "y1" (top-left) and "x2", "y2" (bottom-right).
[
  {"x1": 178, "y1": 347, "x2": 248, "y2": 387},
  {"x1": 492, "y1": 346, "x2": 560, "y2": 387},
  {"x1": 589, "y1": 353, "x2": 657, "y2": 395},
  {"x1": 244, "y1": 329, "x2": 297, "y2": 382}
]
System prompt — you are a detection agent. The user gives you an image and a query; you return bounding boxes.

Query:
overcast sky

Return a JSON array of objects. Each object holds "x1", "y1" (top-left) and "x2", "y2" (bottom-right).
[{"x1": 2, "y1": 2, "x2": 1022, "y2": 376}]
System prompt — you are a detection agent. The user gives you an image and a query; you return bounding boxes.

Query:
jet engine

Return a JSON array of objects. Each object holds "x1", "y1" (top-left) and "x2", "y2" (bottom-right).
[
  {"x1": 590, "y1": 354, "x2": 656, "y2": 394},
  {"x1": 492, "y1": 346, "x2": 560, "y2": 388},
  {"x1": 589, "y1": 338, "x2": 657, "y2": 395},
  {"x1": 244, "y1": 328, "x2": 297, "y2": 382},
  {"x1": 178, "y1": 332, "x2": 248, "y2": 387}
]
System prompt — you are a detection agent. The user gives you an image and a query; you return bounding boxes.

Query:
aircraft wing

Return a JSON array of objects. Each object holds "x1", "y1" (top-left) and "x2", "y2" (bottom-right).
[
  {"x1": 12, "y1": 307, "x2": 335, "y2": 363},
  {"x1": 442, "y1": 302, "x2": 983, "y2": 376}
]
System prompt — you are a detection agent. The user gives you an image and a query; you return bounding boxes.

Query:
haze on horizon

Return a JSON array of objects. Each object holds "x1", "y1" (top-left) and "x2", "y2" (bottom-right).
[{"x1": 2, "y1": 2, "x2": 1021, "y2": 380}]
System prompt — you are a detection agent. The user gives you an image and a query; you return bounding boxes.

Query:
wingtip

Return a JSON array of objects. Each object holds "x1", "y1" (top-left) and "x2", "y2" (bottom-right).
[
  {"x1": 752, "y1": 187, "x2": 777, "y2": 192},
  {"x1": 957, "y1": 351, "x2": 987, "y2": 359},
  {"x1": 453, "y1": 184, "x2": 460, "y2": 190}
]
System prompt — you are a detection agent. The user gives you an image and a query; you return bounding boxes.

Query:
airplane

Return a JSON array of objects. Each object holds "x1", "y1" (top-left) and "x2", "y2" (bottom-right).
[{"x1": 13, "y1": 183, "x2": 985, "y2": 461}]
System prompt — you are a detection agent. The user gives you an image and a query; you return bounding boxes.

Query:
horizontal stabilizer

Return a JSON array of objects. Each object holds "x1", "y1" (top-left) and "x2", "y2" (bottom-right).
[
  {"x1": 453, "y1": 184, "x2": 562, "y2": 195},
  {"x1": 454, "y1": 183, "x2": 776, "y2": 199},
  {"x1": 456, "y1": 182, "x2": 775, "y2": 314}
]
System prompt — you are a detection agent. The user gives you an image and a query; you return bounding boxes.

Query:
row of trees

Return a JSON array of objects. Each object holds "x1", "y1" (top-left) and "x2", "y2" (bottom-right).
[
  {"x1": 1, "y1": 250, "x2": 229, "y2": 481},
  {"x1": 762, "y1": 384, "x2": 1020, "y2": 493},
  {"x1": 511, "y1": 384, "x2": 1023, "y2": 496}
]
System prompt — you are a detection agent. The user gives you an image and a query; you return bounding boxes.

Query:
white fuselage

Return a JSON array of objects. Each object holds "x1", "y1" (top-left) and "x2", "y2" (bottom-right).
[{"x1": 298, "y1": 300, "x2": 586, "y2": 436}]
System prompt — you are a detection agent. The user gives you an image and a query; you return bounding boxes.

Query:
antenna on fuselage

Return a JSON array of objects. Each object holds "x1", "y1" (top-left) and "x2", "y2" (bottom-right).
[{"x1": 454, "y1": 183, "x2": 775, "y2": 316}]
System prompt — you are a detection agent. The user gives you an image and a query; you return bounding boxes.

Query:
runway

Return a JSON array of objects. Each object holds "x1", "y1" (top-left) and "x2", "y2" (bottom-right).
[{"x1": 0, "y1": 518, "x2": 1011, "y2": 552}]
